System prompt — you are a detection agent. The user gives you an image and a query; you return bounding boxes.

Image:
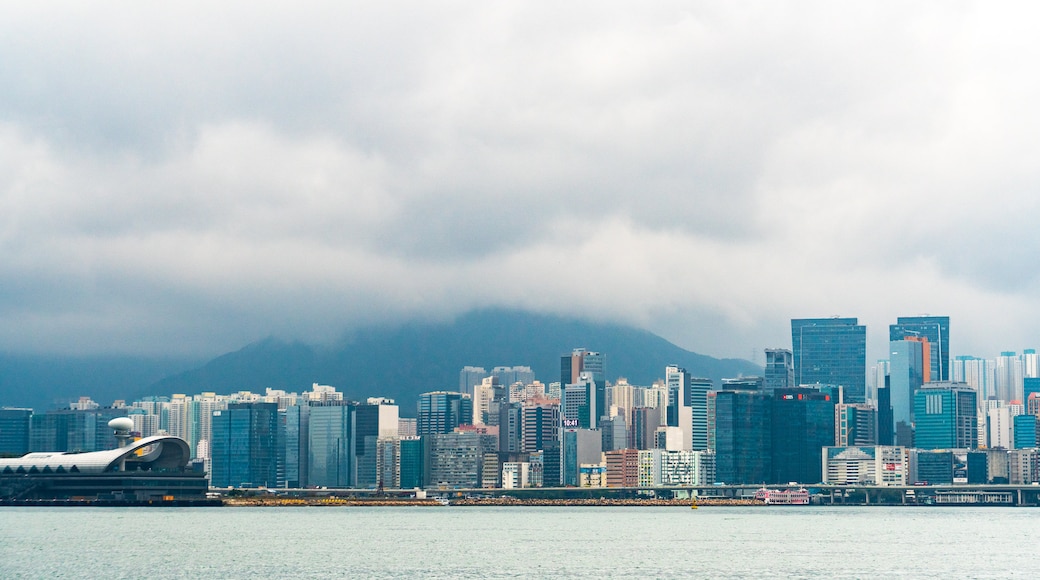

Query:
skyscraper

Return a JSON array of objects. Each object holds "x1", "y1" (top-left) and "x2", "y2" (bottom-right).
[
  {"x1": 890, "y1": 316, "x2": 950, "y2": 382},
  {"x1": 770, "y1": 387, "x2": 835, "y2": 484},
  {"x1": 0, "y1": 408, "x2": 31, "y2": 457},
  {"x1": 210, "y1": 402, "x2": 281, "y2": 488},
  {"x1": 417, "y1": 392, "x2": 472, "y2": 436},
  {"x1": 561, "y1": 349, "x2": 606, "y2": 423},
  {"x1": 889, "y1": 338, "x2": 926, "y2": 447},
  {"x1": 764, "y1": 348, "x2": 795, "y2": 392},
  {"x1": 791, "y1": 318, "x2": 867, "y2": 403},
  {"x1": 913, "y1": 383, "x2": 978, "y2": 450},
  {"x1": 711, "y1": 387, "x2": 772, "y2": 484}
]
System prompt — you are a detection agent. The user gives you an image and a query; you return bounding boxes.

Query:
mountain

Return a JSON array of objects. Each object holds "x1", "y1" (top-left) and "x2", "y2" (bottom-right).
[
  {"x1": 149, "y1": 309, "x2": 761, "y2": 413},
  {"x1": 0, "y1": 353, "x2": 202, "y2": 411}
]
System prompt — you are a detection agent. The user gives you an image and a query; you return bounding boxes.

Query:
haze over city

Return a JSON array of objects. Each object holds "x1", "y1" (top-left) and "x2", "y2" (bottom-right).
[{"x1": 2, "y1": 3, "x2": 1038, "y2": 365}]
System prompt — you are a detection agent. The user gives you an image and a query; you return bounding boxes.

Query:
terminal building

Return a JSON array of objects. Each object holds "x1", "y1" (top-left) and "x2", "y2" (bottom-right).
[{"x1": 0, "y1": 418, "x2": 208, "y2": 503}]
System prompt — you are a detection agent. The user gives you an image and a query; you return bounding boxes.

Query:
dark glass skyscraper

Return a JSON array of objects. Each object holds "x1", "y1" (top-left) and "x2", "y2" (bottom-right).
[
  {"x1": 771, "y1": 388, "x2": 835, "y2": 484},
  {"x1": 791, "y1": 318, "x2": 867, "y2": 403},
  {"x1": 210, "y1": 402, "x2": 281, "y2": 488},
  {"x1": 417, "y1": 392, "x2": 472, "y2": 436},
  {"x1": 0, "y1": 408, "x2": 32, "y2": 457},
  {"x1": 712, "y1": 388, "x2": 772, "y2": 484},
  {"x1": 890, "y1": 316, "x2": 950, "y2": 382}
]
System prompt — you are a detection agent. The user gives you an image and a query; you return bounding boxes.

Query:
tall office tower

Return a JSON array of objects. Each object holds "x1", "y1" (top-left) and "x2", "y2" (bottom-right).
[
  {"x1": 210, "y1": 402, "x2": 281, "y2": 488},
  {"x1": 459, "y1": 366, "x2": 488, "y2": 398},
  {"x1": 1013, "y1": 414, "x2": 1038, "y2": 449},
  {"x1": 771, "y1": 387, "x2": 836, "y2": 484},
  {"x1": 521, "y1": 400, "x2": 561, "y2": 453},
  {"x1": 561, "y1": 349, "x2": 606, "y2": 423},
  {"x1": 307, "y1": 402, "x2": 357, "y2": 488},
  {"x1": 562, "y1": 428, "x2": 602, "y2": 487},
  {"x1": 599, "y1": 415, "x2": 628, "y2": 452},
  {"x1": 868, "y1": 360, "x2": 890, "y2": 404},
  {"x1": 562, "y1": 374, "x2": 597, "y2": 429},
  {"x1": 890, "y1": 316, "x2": 950, "y2": 382},
  {"x1": 416, "y1": 392, "x2": 472, "y2": 436},
  {"x1": 876, "y1": 378, "x2": 894, "y2": 445},
  {"x1": 711, "y1": 388, "x2": 772, "y2": 485},
  {"x1": 630, "y1": 406, "x2": 662, "y2": 450},
  {"x1": 688, "y1": 378, "x2": 712, "y2": 452},
  {"x1": 664, "y1": 365, "x2": 694, "y2": 450},
  {"x1": 0, "y1": 408, "x2": 32, "y2": 456},
  {"x1": 497, "y1": 401, "x2": 523, "y2": 453},
  {"x1": 492, "y1": 366, "x2": 536, "y2": 387},
  {"x1": 995, "y1": 352, "x2": 1025, "y2": 403},
  {"x1": 913, "y1": 384, "x2": 978, "y2": 450},
  {"x1": 764, "y1": 349, "x2": 795, "y2": 392},
  {"x1": 835, "y1": 404, "x2": 878, "y2": 446},
  {"x1": 398, "y1": 436, "x2": 426, "y2": 489},
  {"x1": 355, "y1": 399, "x2": 399, "y2": 488},
  {"x1": 283, "y1": 403, "x2": 309, "y2": 488},
  {"x1": 889, "y1": 339, "x2": 925, "y2": 447},
  {"x1": 791, "y1": 318, "x2": 867, "y2": 403}
]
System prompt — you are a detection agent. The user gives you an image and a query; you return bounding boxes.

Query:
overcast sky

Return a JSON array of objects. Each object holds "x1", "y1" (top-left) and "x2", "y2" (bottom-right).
[{"x1": 2, "y1": 2, "x2": 1038, "y2": 365}]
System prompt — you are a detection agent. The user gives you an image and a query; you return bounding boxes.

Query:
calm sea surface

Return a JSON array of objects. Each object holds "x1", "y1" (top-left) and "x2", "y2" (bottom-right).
[{"x1": 1, "y1": 506, "x2": 1038, "y2": 578}]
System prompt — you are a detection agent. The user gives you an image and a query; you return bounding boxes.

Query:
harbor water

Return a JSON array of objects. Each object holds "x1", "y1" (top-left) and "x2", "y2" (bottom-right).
[{"x1": 1, "y1": 505, "x2": 1038, "y2": 578}]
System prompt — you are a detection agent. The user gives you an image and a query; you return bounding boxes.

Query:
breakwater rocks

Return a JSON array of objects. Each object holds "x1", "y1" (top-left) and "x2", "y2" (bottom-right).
[{"x1": 449, "y1": 497, "x2": 763, "y2": 507}]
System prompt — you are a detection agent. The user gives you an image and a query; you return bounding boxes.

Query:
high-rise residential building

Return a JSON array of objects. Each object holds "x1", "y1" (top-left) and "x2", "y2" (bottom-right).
[
  {"x1": 952, "y1": 356, "x2": 995, "y2": 407},
  {"x1": 764, "y1": 349, "x2": 795, "y2": 392},
  {"x1": 996, "y1": 351, "x2": 1025, "y2": 403},
  {"x1": 417, "y1": 392, "x2": 472, "y2": 436},
  {"x1": 868, "y1": 360, "x2": 890, "y2": 404},
  {"x1": 0, "y1": 408, "x2": 32, "y2": 457},
  {"x1": 771, "y1": 387, "x2": 835, "y2": 484},
  {"x1": 890, "y1": 316, "x2": 950, "y2": 382},
  {"x1": 913, "y1": 383, "x2": 978, "y2": 450},
  {"x1": 307, "y1": 402, "x2": 357, "y2": 488},
  {"x1": 791, "y1": 318, "x2": 867, "y2": 403},
  {"x1": 889, "y1": 339, "x2": 926, "y2": 447},
  {"x1": 561, "y1": 349, "x2": 606, "y2": 423},
  {"x1": 210, "y1": 402, "x2": 281, "y2": 488},
  {"x1": 605, "y1": 449, "x2": 640, "y2": 487}
]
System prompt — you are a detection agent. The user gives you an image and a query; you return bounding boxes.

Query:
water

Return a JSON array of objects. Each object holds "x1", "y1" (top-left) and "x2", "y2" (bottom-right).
[{"x1": 1, "y1": 506, "x2": 1038, "y2": 578}]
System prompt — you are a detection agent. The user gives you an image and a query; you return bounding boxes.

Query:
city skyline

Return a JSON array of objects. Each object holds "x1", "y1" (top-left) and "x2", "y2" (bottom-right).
[{"x1": 3, "y1": 5, "x2": 1040, "y2": 365}]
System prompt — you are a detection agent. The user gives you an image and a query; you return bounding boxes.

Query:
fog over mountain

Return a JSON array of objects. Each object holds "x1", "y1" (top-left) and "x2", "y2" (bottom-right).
[{"x1": 1, "y1": 310, "x2": 760, "y2": 412}]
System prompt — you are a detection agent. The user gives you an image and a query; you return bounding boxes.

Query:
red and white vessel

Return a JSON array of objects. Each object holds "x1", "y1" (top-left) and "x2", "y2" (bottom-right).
[{"x1": 754, "y1": 487, "x2": 810, "y2": 505}]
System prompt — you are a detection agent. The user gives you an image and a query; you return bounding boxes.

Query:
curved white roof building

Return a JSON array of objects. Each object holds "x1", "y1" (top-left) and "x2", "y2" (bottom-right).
[{"x1": 0, "y1": 435, "x2": 191, "y2": 476}]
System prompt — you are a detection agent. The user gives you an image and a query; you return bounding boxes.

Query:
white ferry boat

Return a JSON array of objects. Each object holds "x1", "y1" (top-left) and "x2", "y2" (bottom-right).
[{"x1": 754, "y1": 487, "x2": 810, "y2": 505}]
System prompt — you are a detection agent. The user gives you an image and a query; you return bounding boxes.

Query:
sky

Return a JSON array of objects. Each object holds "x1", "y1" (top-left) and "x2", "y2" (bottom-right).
[{"x1": 2, "y1": 2, "x2": 1039, "y2": 365}]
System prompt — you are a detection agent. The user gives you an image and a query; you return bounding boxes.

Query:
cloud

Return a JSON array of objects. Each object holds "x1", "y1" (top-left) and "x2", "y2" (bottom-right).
[{"x1": 1, "y1": 2, "x2": 1040, "y2": 362}]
